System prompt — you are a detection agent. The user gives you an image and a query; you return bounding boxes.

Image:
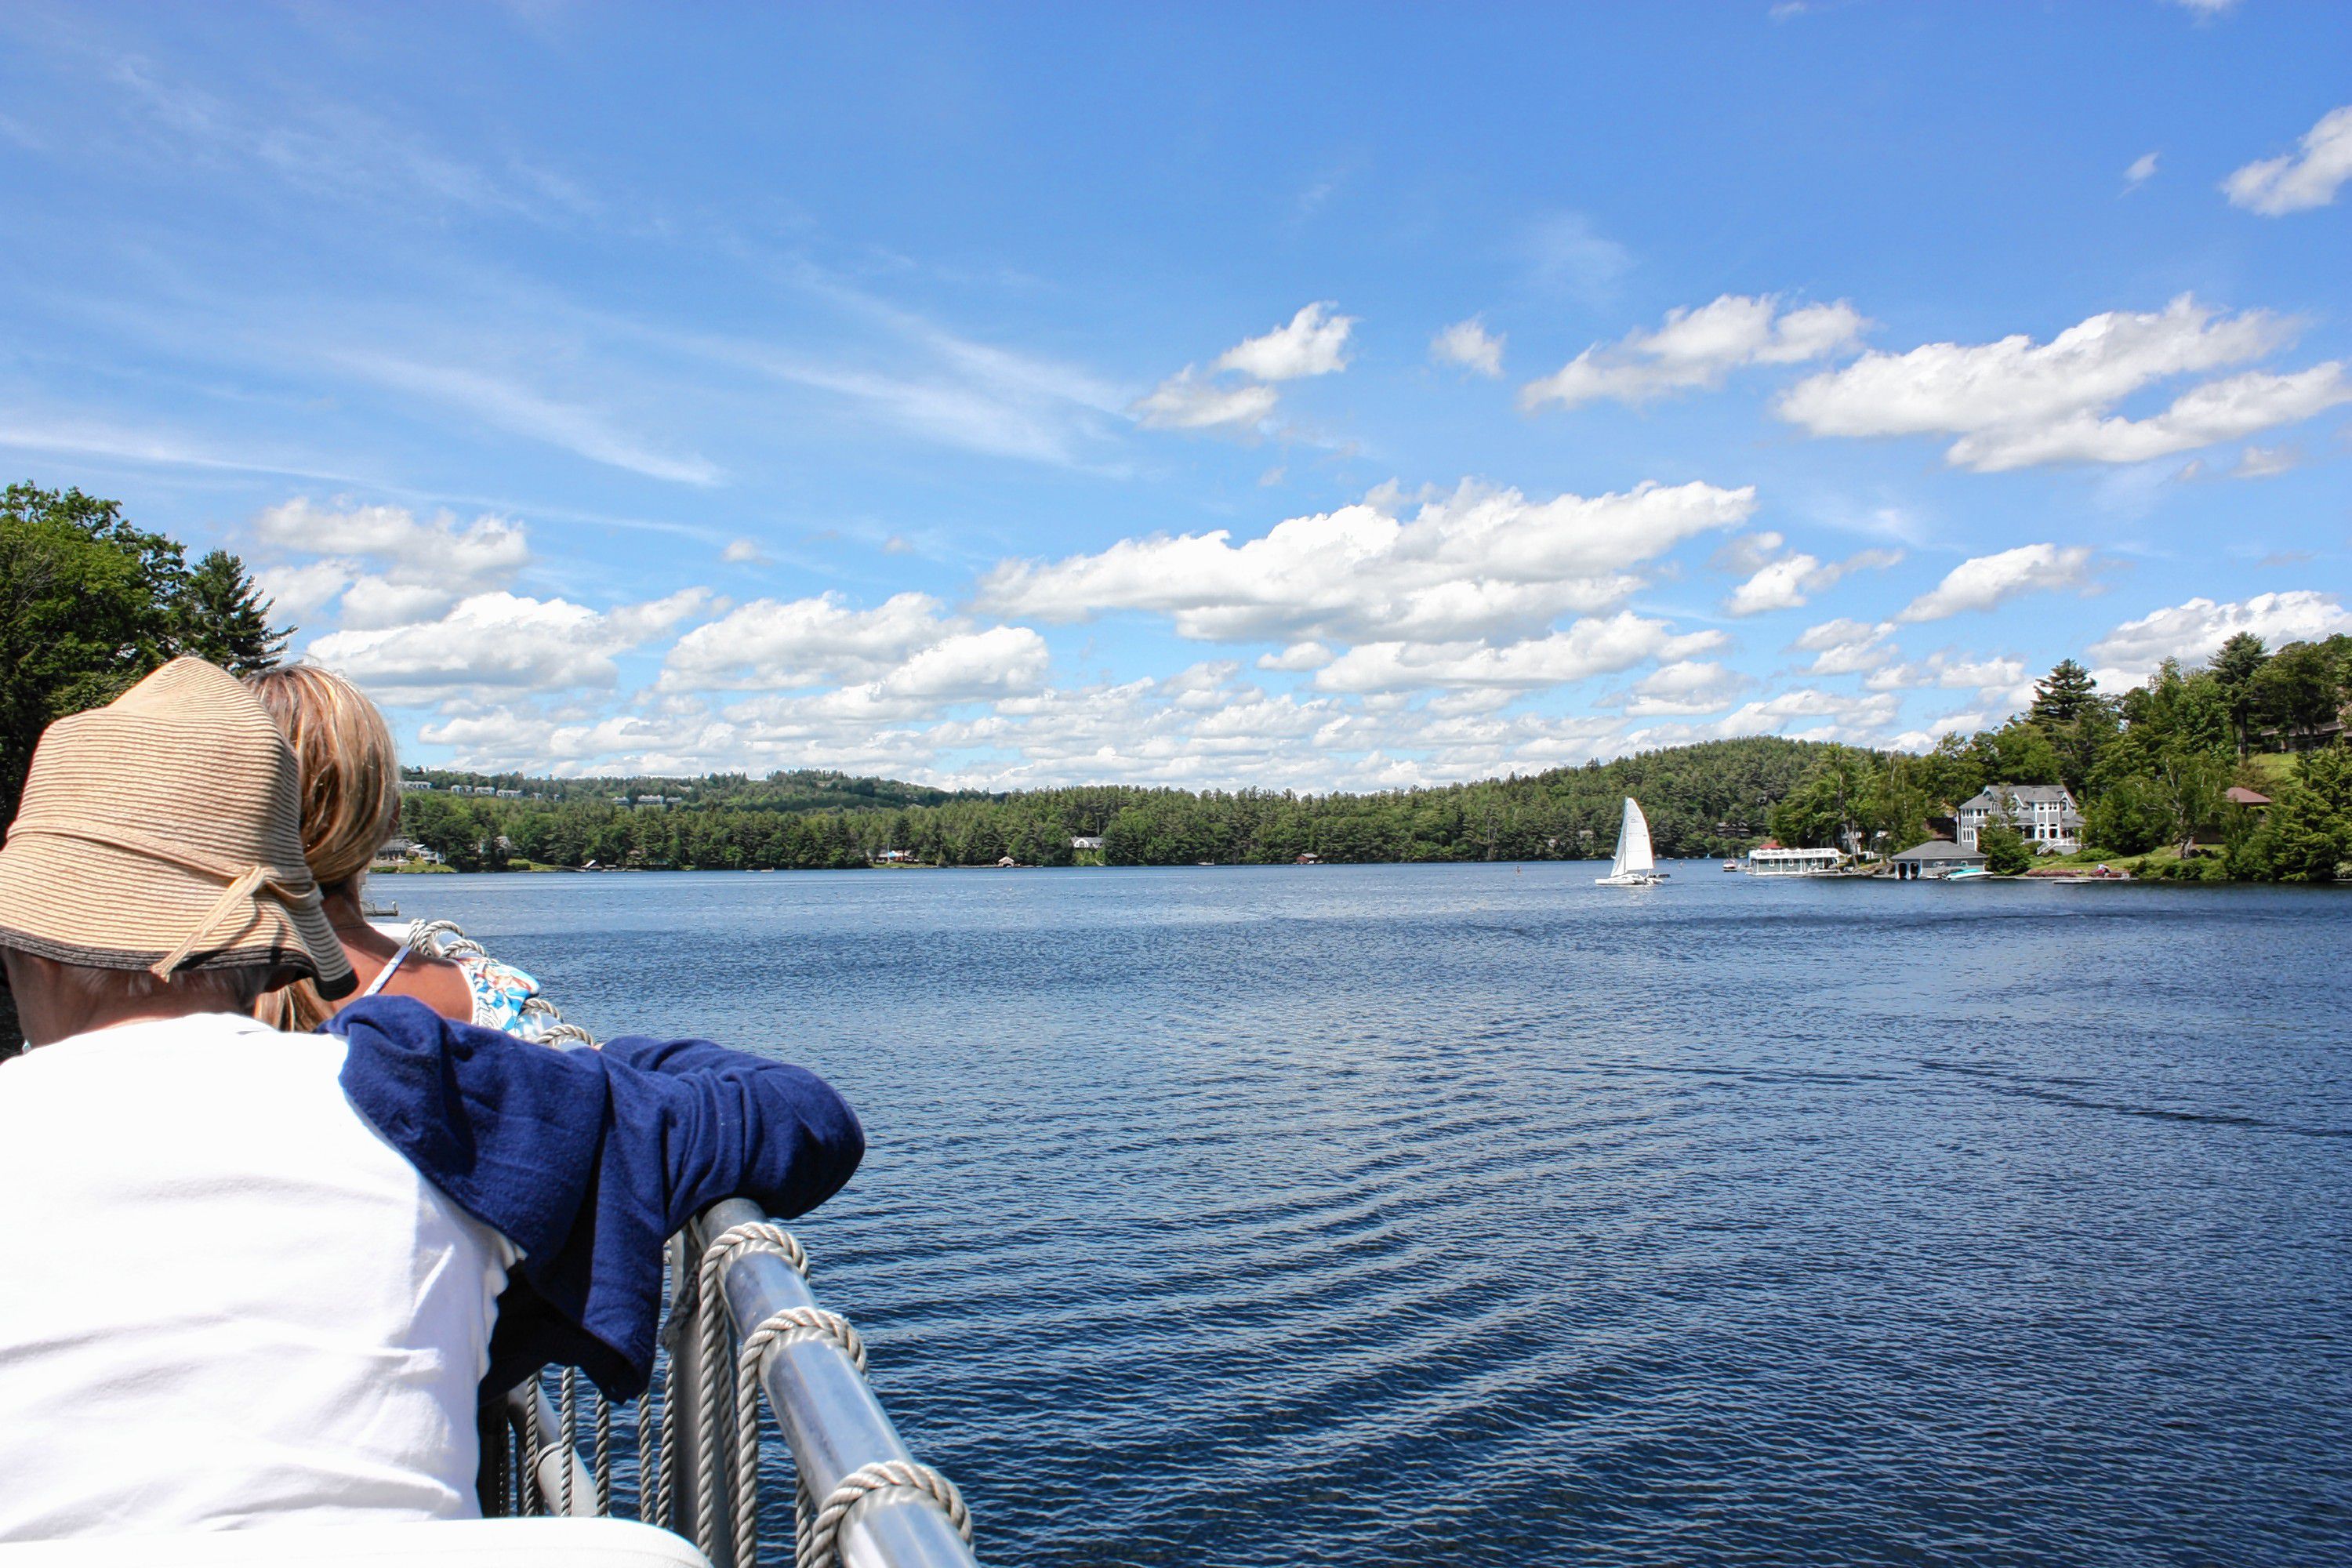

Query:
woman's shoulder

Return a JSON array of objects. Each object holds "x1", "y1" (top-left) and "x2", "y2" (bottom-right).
[{"x1": 383, "y1": 949, "x2": 478, "y2": 1026}]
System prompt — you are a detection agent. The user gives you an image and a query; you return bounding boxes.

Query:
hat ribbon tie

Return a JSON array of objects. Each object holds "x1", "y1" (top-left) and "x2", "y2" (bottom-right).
[{"x1": 5, "y1": 816, "x2": 321, "y2": 981}]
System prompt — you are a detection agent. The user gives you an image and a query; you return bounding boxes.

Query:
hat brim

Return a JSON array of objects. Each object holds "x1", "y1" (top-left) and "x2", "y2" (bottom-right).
[{"x1": 0, "y1": 833, "x2": 356, "y2": 1001}]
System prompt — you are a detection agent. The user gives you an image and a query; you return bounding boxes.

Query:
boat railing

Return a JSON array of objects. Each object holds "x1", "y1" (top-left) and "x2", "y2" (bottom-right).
[
  {"x1": 405, "y1": 917, "x2": 974, "y2": 1564},
  {"x1": 488, "y1": 1199, "x2": 980, "y2": 1568}
]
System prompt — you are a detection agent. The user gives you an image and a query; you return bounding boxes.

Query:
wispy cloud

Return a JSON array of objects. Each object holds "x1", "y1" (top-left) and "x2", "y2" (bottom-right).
[
  {"x1": 2224, "y1": 104, "x2": 2352, "y2": 216},
  {"x1": 0, "y1": 412, "x2": 372, "y2": 486},
  {"x1": 1520, "y1": 213, "x2": 1632, "y2": 304},
  {"x1": 1432, "y1": 318, "x2": 1505, "y2": 378},
  {"x1": 325, "y1": 350, "x2": 724, "y2": 485}
]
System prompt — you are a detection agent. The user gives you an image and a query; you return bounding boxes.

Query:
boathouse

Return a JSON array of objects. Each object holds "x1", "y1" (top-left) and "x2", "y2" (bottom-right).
[
  {"x1": 1889, "y1": 840, "x2": 1990, "y2": 880},
  {"x1": 1744, "y1": 845, "x2": 1845, "y2": 876}
]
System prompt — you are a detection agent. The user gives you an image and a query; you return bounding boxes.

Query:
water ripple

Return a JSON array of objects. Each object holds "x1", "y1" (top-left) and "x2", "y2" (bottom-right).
[{"x1": 431, "y1": 864, "x2": 2352, "y2": 1566}]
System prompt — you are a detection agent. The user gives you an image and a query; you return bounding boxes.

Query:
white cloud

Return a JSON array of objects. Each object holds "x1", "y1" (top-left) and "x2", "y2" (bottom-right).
[
  {"x1": 2087, "y1": 591, "x2": 2352, "y2": 680},
  {"x1": 2124, "y1": 151, "x2": 2160, "y2": 188},
  {"x1": 1131, "y1": 369, "x2": 1280, "y2": 434},
  {"x1": 254, "y1": 497, "x2": 529, "y2": 591},
  {"x1": 978, "y1": 478, "x2": 1755, "y2": 647},
  {"x1": 2168, "y1": 0, "x2": 2238, "y2": 13},
  {"x1": 1214, "y1": 302, "x2": 1356, "y2": 381},
  {"x1": 307, "y1": 588, "x2": 706, "y2": 702},
  {"x1": 2224, "y1": 104, "x2": 2352, "y2": 215},
  {"x1": 1618, "y1": 660, "x2": 1752, "y2": 717},
  {"x1": 251, "y1": 498, "x2": 535, "y2": 633},
  {"x1": 1431, "y1": 318, "x2": 1504, "y2": 377},
  {"x1": 1258, "y1": 641, "x2": 1335, "y2": 672},
  {"x1": 254, "y1": 559, "x2": 359, "y2": 625},
  {"x1": 1312, "y1": 615, "x2": 1726, "y2": 695},
  {"x1": 721, "y1": 538, "x2": 769, "y2": 564},
  {"x1": 1946, "y1": 365, "x2": 2350, "y2": 470},
  {"x1": 1523, "y1": 294, "x2": 1867, "y2": 411},
  {"x1": 662, "y1": 591, "x2": 976, "y2": 692},
  {"x1": 1721, "y1": 544, "x2": 1904, "y2": 616},
  {"x1": 1864, "y1": 653, "x2": 2027, "y2": 694},
  {"x1": 1791, "y1": 617, "x2": 1898, "y2": 675},
  {"x1": 338, "y1": 578, "x2": 465, "y2": 631},
  {"x1": 1628, "y1": 686, "x2": 1903, "y2": 749},
  {"x1": 1896, "y1": 544, "x2": 2097, "y2": 622},
  {"x1": 1777, "y1": 295, "x2": 2347, "y2": 470},
  {"x1": 2233, "y1": 444, "x2": 2298, "y2": 478},
  {"x1": 866, "y1": 626, "x2": 1051, "y2": 705},
  {"x1": 1712, "y1": 531, "x2": 1786, "y2": 576}
]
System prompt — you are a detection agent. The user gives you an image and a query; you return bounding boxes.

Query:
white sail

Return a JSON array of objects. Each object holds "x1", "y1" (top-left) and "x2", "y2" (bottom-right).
[{"x1": 1611, "y1": 796, "x2": 1656, "y2": 877}]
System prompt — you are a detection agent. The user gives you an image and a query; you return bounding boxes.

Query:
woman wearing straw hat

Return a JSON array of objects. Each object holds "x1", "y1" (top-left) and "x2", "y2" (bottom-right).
[
  {"x1": 0, "y1": 659, "x2": 863, "y2": 1541},
  {"x1": 240, "y1": 664, "x2": 485, "y2": 1032}
]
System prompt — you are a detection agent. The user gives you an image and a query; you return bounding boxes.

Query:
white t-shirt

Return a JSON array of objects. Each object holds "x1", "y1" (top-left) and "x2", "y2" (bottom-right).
[{"x1": 0, "y1": 1012, "x2": 520, "y2": 1540}]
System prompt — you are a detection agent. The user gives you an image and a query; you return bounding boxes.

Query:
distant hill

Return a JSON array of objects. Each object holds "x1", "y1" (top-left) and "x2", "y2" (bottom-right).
[
  {"x1": 395, "y1": 737, "x2": 1844, "y2": 870},
  {"x1": 401, "y1": 766, "x2": 985, "y2": 812}
]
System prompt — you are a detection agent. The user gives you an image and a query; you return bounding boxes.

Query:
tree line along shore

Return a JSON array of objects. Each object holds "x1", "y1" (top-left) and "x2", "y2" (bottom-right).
[
  {"x1": 8, "y1": 481, "x2": 2350, "y2": 887},
  {"x1": 393, "y1": 649, "x2": 2352, "y2": 884}
]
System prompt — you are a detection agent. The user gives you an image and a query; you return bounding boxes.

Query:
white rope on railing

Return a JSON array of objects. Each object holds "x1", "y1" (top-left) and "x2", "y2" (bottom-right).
[
  {"x1": 734, "y1": 1306, "x2": 867, "y2": 1566},
  {"x1": 521, "y1": 1382, "x2": 543, "y2": 1517},
  {"x1": 795, "y1": 1461, "x2": 974, "y2": 1568},
  {"x1": 559, "y1": 1370, "x2": 578, "y2": 1516},
  {"x1": 594, "y1": 1390, "x2": 614, "y2": 1517},
  {"x1": 695, "y1": 1222, "x2": 811, "y2": 1562}
]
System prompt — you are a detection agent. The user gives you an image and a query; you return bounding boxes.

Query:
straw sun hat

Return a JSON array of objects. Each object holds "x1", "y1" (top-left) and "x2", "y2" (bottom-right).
[{"x1": 0, "y1": 658, "x2": 355, "y2": 999}]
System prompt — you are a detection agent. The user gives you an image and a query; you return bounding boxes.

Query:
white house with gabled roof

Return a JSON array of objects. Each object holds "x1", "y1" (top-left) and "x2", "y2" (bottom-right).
[{"x1": 1957, "y1": 783, "x2": 2082, "y2": 854}]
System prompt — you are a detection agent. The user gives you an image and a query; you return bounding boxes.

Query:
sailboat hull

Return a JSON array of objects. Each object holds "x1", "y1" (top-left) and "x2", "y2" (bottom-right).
[{"x1": 1595, "y1": 873, "x2": 1665, "y2": 886}]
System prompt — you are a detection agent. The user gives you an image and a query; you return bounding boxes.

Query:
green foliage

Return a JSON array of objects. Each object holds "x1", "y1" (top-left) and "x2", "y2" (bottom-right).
[
  {"x1": 1, "y1": 485, "x2": 301, "y2": 822},
  {"x1": 386, "y1": 649, "x2": 2352, "y2": 885},
  {"x1": 1976, "y1": 818, "x2": 2033, "y2": 875},
  {"x1": 176, "y1": 550, "x2": 288, "y2": 674},
  {"x1": 2082, "y1": 775, "x2": 2172, "y2": 856},
  {"x1": 2249, "y1": 637, "x2": 2349, "y2": 746},
  {"x1": 2029, "y1": 659, "x2": 2099, "y2": 726},
  {"x1": 2209, "y1": 631, "x2": 2268, "y2": 756},
  {"x1": 1, "y1": 484, "x2": 191, "y2": 820},
  {"x1": 1913, "y1": 732, "x2": 1984, "y2": 811},
  {"x1": 397, "y1": 736, "x2": 1833, "y2": 871},
  {"x1": 1973, "y1": 719, "x2": 2064, "y2": 786},
  {"x1": 2236, "y1": 746, "x2": 2352, "y2": 883}
]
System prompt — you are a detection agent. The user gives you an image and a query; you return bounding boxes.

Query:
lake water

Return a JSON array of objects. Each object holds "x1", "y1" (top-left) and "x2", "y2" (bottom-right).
[{"x1": 414, "y1": 862, "x2": 2351, "y2": 1566}]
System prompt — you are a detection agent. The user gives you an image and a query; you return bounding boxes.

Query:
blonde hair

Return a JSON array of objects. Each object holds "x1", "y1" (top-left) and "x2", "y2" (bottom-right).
[{"x1": 241, "y1": 666, "x2": 401, "y2": 1030}]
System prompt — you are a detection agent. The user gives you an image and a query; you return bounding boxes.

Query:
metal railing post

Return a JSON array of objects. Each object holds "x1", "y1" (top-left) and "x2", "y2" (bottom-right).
[
  {"x1": 662, "y1": 1232, "x2": 737, "y2": 1566},
  {"x1": 695, "y1": 1199, "x2": 981, "y2": 1568},
  {"x1": 503, "y1": 1378, "x2": 601, "y2": 1518}
]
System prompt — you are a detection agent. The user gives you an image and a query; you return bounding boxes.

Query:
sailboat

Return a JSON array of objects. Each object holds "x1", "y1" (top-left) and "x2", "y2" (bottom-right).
[{"x1": 1595, "y1": 796, "x2": 1667, "y2": 887}]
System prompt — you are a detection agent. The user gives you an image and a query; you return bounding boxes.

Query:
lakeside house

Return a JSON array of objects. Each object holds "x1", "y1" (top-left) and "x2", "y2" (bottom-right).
[
  {"x1": 1071, "y1": 834, "x2": 1105, "y2": 851},
  {"x1": 1889, "y1": 840, "x2": 1990, "y2": 880},
  {"x1": 372, "y1": 836, "x2": 443, "y2": 866},
  {"x1": 1957, "y1": 783, "x2": 2082, "y2": 854}
]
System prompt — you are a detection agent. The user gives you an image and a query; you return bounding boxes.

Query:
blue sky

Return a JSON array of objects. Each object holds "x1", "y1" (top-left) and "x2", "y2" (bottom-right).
[{"x1": 3, "y1": 1, "x2": 2347, "y2": 788}]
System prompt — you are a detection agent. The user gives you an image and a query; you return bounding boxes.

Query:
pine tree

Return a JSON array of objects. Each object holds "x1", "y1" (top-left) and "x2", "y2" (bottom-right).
[
  {"x1": 175, "y1": 550, "x2": 288, "y2": 674},
  {"x1": 2028, "y1": 659, "x2": 2099, "y2": 727},
  {"x1": 2208, "y1": 632, "x2": 2269, "y2": 757}
]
